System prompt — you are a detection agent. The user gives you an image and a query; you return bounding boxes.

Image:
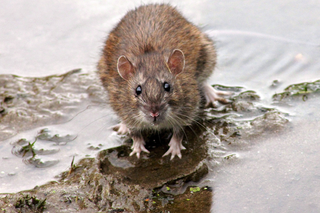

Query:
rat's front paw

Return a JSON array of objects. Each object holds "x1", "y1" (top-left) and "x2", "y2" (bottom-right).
[
  {"x1": 163, "y1": 135, "x2": 185, "y2": 160},
  {"x1": 130, "y1": 137, "x2": 150, "y2": 158},
  {"x1": 203, "y1": 83, "x2": 231, "y2": 107},
  {"x1": 112, "y1": 122, "x2": 130, "y2": 135}
]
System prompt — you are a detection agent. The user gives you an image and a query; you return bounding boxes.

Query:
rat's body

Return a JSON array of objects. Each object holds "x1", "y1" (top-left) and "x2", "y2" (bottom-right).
[{"x1": 99, "y1": 4, "x2": 228, "y2": 159}]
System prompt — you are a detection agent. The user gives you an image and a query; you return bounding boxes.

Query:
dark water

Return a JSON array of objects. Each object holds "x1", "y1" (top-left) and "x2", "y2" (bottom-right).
[{"x1": 1, "y1": 0, "x2": 320, "y2": 212}]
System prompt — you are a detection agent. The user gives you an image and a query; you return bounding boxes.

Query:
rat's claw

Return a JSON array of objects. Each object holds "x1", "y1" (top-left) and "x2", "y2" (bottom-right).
[
  {"x1": 130, "y1": 137, "x2": 149, "y2": 158},
  {"x1": 163, "y1": 134, "x2": 184, "y2": 160},
  {"x1": 130, "y1": 150, "x2": 140, "y2": 158},
  {"x1": 112, "y1": 122, "x2": 130, "y2": 135},
  {"x1": 203, "y1": 82, "x2": 231, "y2": 107}
]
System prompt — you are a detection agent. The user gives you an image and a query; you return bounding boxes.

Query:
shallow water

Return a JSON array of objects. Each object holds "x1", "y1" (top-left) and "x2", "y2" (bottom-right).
[{"x1": 1, "y1": 0, "x2": 320, "y2": 212}]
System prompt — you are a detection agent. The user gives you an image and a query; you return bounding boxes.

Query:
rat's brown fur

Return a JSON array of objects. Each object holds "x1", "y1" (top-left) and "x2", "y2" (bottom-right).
[{"x1": 98, "y1": 4, "x2": 218, "y2": 159}]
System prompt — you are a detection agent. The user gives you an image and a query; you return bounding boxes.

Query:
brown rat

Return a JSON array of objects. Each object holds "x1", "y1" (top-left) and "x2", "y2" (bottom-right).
[{"x1": 98, "y1": 4, "x2": 229, "y2": 160}]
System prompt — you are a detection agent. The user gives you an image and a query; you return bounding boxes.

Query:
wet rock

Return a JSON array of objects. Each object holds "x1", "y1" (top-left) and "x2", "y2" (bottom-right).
[
  {"x1": 233, "y1": 90, "x2": 260, "y2": 102},
  {"x1": 211, "y1": 110, "x2": 287, "y2": 146},
  {"x1": 36, "y1": 128, "x2": 76, "y2": 143},
  {"x1": 149, "y1": 186, "x2": 212, "y2": 213},
  {"x1": 230, "y1": 90, "x2": 259, "y2": 112},
  {"x1": 249, "y1": 110, "x2": 289, "y2": 133},
  {"x1": 15, "y1": 194, "x2": 46, "y2": 213},
  {"x1": 0, "y1": 69, "x2": 106, "y2": 140},
  {"x1": 12, "y1": 138, "x2": 61, "y2": 158},
  {"x1": 24, "y1": 156, "x2": 60, "y2": 168},
  {"x1": 99, "y1": 145, "x2": 209, "y2": 188},
  {"x1": 12, "y1": 138, "x2": 37, "y2": 158},
  {"x1": 99, "y1": 127, "x2": 208, "y2": 189}
]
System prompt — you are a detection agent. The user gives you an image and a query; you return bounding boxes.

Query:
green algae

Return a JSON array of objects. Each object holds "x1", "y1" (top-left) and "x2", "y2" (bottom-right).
[{"x1": 273, "y1": 79, "x2": 320, "y2": 102}]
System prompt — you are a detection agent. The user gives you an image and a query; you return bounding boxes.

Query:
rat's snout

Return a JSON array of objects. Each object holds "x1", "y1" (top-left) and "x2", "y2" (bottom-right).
[
  {"x1": 143, "y1": 103, "x2": 165, "y2": 123},
  {"x1": 149, "y1": 108, "x2": 160, "y2": 123},
  {"x1": 150, "y1": 111, "x2": 160, "y2": 123},
  {"x1": 148, "y1": 104, "x2": 161, "y2": 118},
  {"x1": 150, "y1": 111, "x2": 160, "y2": 118}
]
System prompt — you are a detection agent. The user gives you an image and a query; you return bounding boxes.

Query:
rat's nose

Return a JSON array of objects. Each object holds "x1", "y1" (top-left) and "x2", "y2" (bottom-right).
[
  {"x1": 150, "y1": 111, "x2": 160, "y2": 122},
  {"x1": 150, "y1": 111, "x2": 159, "y2": 118}
]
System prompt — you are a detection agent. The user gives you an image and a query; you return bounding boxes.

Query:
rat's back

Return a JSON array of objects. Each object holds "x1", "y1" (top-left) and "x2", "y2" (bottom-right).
[{"x1": 104, "y1": 4, "x2": 209, "y2": 77}]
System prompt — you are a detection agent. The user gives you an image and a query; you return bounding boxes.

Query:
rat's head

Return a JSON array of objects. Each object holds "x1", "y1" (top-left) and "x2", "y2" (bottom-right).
[{"x1": 117, "y1": 49, "x2": 186, "y2": 129}]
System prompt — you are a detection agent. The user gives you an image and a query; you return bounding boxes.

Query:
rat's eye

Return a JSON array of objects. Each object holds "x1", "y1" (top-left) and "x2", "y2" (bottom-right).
[
  {"x1": 136, "y1": 85, "x2": 142, "y2": 95},
  {"x1": 163, "y1": 82, "x2": 170, "y2": 92}
]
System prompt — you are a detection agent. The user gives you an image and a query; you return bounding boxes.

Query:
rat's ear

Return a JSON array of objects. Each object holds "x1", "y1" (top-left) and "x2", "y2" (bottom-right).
[
  {"x1": 167, "y1": 49, "x2": 185, "y2": 76},
  {"x1": 117, "y1": 55, "x2": 134, "y2": 80}
]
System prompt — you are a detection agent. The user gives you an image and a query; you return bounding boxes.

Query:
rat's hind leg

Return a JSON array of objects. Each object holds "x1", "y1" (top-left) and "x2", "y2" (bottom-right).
[
  {"x1": 163, "y1": 133, "x2": 186, "y2": 160},
  {"x1": 203, "y1": 82, "x2": 231, "y2": 107},
  {"x1": 130, "y1": 134, "x2": 150, "y2": 158}
]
